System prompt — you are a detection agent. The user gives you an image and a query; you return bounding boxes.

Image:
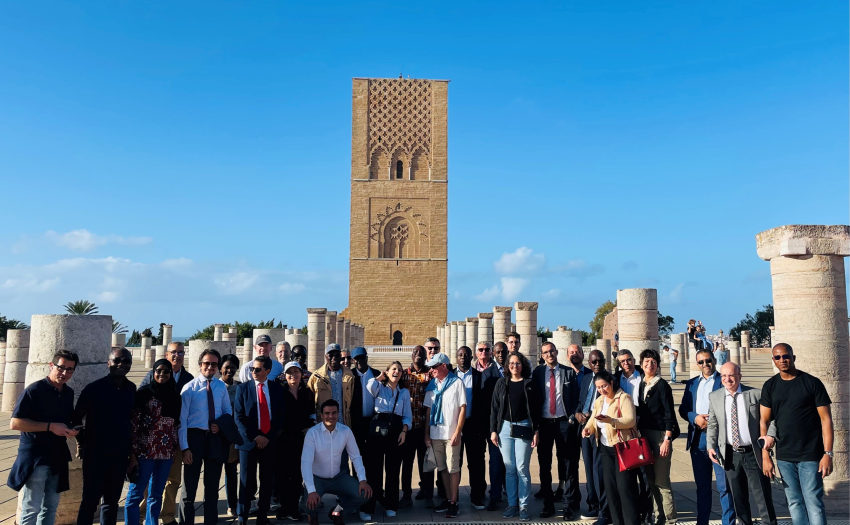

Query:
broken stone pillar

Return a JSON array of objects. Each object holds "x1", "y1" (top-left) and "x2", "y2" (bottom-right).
[
  {"x1": 149, "y1": 345, "x2": 162, "y2": 367},
  {"x1": 449, "y1": 322, "x2": 459, "y2": 359},
  {"x1": 478, "y1": 313, "x2": 494, "y2": 346},
  {"x1": 689, "y1": 341, "x2": 700, "y2": 378},
  {"x1": 552, "y1": 327, "x2": 582, "y2": 352},
  {"x1": 465, "y1": 318, "x2": 478, "y2": 349},
  {"x1": 335, "y1": 318, "x2": 345, "y2": 347},
  {"x1": 222, "y1": 327, "x2": 237, "y2": 343},
  {"x1": 515, "y1": 302, "x2": 539, "y2": 363},
  {"x1": 2, "y1": 329, "x2": 30, "y2": 412},
  {"x1": 728, "y1": 340, "x2": 741, "y2": 365},
  {"x1": 456, "y1": 322, "x2": 466, "y2": 357},
  {"x1": 214, "y1": 324, "x2": 224, "y2": 342},
  {"x1": 616, "y1": 288, "x2": 659, "y2": 354},
  {"x1": 27, "y1": 314, "x2": 112, "y2": 524},
  {"x1": 670, "y1": 333, "x2": 687, "y2": 376},
  {"x1": 239, "y1": 338, "x2": 252, "y2": 366},
  {"x1": 596, "y1": 339, "x2": 613, "y2": 372},
  {"x1": 756, "y1": 224, "x2": 850, "y2": 513},
  {"x1": 343, "y1": 320, "x2": 351, "y2": 351},
  {"x1": 111, "y1": 333, "x2": 126, "y2": 349},
  {"x1": 163, "y1": 324, "x2": 173, "y2": 348},
  {"x1": 740, "y1": 330, "x2": 751, "y2": 360},
  {"x1": 0, "y1": 341, "x2": 5, "y2": 390},
  {"x1": 186, "y1": 339, "x2": 235, "y2": 378},
  {"x1": 326, "y1": 311, "x2": 338, "y2": 348},
  {"x1": 493, "y1": 306, "x2": 512, "y2": 344},
  {"x1": 307, "y1": 308, "x2": 327, "y2": 372}
]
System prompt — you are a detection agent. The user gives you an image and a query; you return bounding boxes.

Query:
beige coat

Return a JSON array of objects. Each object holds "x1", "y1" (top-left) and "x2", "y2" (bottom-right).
[{"x1": 583, "y1": 389, "x2": 638, "y2": 446}]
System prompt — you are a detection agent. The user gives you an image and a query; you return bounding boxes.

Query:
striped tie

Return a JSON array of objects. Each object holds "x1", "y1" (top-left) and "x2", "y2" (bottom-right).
[{"x1": 731, "y1": 392, "x2": 740, "y2": 450}]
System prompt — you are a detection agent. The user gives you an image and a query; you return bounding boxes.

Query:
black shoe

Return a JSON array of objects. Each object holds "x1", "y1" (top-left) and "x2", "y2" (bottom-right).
[
  {"x1": 554, "y1": 487, "x2": 564, "y2": 500},
  {"x1": 434, "y1": 499, "x2": 450, "y2": 513},
  {"x1": 540, "y1": 506, "x2": 556, "y2": 519},
  {"x1": 471, "y1": 499, "x2": 485, "y2": 510},
  {"x1": 415, "y1": 491, "x2": 425, "y2": 500},
  {"x1": 533, "y1": 488, "x2": 545, "y2": 499},
  {"x1": 486, "y1": 500, "x2": 501, "y2": 511},
  {"x1": 445, "y1": 502, "x2": 459, "y2": 519},
  {"x1": 563, "y1": 507, "x2": 576, "y2": 521},
  {"x1": 398, "y1": 495, "x2": 412, "y2": 509}
]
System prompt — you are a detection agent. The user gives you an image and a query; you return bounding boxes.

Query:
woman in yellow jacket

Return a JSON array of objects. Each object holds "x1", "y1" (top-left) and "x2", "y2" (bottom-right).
[{"x1": 582, "y1": 370, "x2": 641, "y2": 525}]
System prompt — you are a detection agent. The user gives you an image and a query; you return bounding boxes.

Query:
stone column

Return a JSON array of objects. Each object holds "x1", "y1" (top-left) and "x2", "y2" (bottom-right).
[
  {"x1": 670, "y1": 333, "x2": 687, "y2": 376},
  {"x1": 515, "y1": 302, "x2": 539, "y2": 363},
  {"x1": 186, "y1": 340, "x2": 235, "y2": 378},
  {"x1": 493, "y1": 306, "x2": 512, "y2": 344},
  {"x1": 335, "y1": 318, "x2": 345, "y2": 347},
  {"x1": 2, "y1": 329, "x2": 30, "y2": 412},
  {"x1": 449, "y1": 322, "x2": 459, "y2": 359},
  {"x1": 222, "y1": 327, "x2": 237, "y2": 343},
  {"x1": 213, "y1": 324, "x2": 224, "y2": 341},
  {"x1": 0, "y1": 340, "x2": 5, "y2": 390},
  {"x1": 689, "y1": 341, "x2": 700, "y2": 378},
  {"x1": 596, "y1": 339, "x2": 613, "y2": 372},
  {"x1": 740, "y1": 330, "x2": 751, "y2": 361},
  {"x1": 465, "y1": 318, "x2": 478, "y2": 349},
  {"x1": 756, "y1": 225, "x2": 850, "y2": 512},
  {"x1": 326, "y1": 311, "x2": 338, "y2": 347},
  {"x1": 151, "y1": 345, "x2": 164, "y2": 366},
  {"x1": 616, "y1": 288, "x2": 659, "y2": 353},
  {"x1": 27, "y1": 315, "x2": 113, "y2": 524},
  {"x1": 111, "y1": 333, "x2": 126, "y2": 349},
  {"x1": 478, "y1": 313, "x2": 494, "y2": 346},
  {"x1": 239, "y1": 338, "x2": 253, "y2": 366},
  {"x1": 307, "y1": 308, "x2": 327, "y2": 371},
  {"x1": 728, "y1": 340, "x2": 741, "y2": 365},
  {"x1": 163, "y1": 324, "x2": 173, "y2": 348},
  {"x1": 552, "y1": 326, "x2": 582, "y2": 352},
  {"x1": 456, "y1": 322, "x2": 466, "y2": 359},
  {"x1": 343, "y1": 320, "x2": 351, "y2": 351}
]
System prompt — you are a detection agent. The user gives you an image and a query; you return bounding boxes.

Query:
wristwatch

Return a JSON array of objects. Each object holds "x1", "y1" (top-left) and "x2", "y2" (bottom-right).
[
  {"x1": 664, "y1": 436, "x2": 673, "y2": 442},
  {"x1": 825, "y1": 451, "x2": 834, "y2": 458}
]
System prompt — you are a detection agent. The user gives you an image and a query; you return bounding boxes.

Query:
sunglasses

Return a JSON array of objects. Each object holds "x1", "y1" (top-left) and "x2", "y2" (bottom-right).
[
  {"x1": 201, "y1": 362, "x2": 219, "y2": 368},
  {"x1": 425, "y1": 346, "x2": 440, "y2": 351},
  {"x1": 773, "y1": 354, "x2": 792, "y2": 361},
  {"x1": 697, "y1": 359, "x2": 713, "y2": 365},
  {"x1": 168, "y1": 351, "x2": 185, "y2": 356},
  {"x1": 249, "y1": 367, "x2": 269, "y2": 373},
  {"x1": 589, "y1": 359, "x2": 603, "y2": 364},
  {"x1": 110, "y1": 358, "x2": 132, "y2": 364},
  {"x1": 154, "y1": 368, "x2": 172, "y2": 375}
]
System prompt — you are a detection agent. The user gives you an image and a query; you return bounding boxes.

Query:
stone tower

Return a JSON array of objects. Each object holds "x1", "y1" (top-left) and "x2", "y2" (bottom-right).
[{"x1": 347, "y1": 77, "x2": 448, "y2": 345}]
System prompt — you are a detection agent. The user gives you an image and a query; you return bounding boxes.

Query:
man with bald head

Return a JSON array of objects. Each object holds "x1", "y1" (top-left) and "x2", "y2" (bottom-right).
[
  {"x1": 707, "y1": 363, "x2": 778, "y2": 525},
  {"x1": 574, "y1": 349, "x2": 609, "y2": 522}
]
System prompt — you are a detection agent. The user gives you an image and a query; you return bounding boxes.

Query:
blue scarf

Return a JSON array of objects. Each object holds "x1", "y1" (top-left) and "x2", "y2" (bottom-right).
[{"x1": 425, "y1": 374, "x2": 458, "y2": 427}]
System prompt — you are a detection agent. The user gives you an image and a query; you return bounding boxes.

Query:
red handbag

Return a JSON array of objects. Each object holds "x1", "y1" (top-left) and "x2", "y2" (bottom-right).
[{"x1": 611, "y1": 397, "x2": 655, "y2": 472}]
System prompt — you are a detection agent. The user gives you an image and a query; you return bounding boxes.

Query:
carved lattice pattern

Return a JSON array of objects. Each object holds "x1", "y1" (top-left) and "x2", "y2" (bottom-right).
[{"x1": 368, "y1": 79, "x2": 432, "y2": 166}]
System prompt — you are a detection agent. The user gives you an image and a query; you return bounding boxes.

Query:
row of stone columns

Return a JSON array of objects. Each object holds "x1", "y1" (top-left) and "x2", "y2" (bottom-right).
[
  {"x1": 303, "y1": 309, "x2": 364, "y2": 371},
  {"x1": 2, "y1": 329, "x2": 29, "y2": 412}
]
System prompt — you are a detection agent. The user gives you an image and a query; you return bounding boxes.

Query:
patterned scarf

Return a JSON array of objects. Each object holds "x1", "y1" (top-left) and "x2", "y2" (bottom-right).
[{"x1": 425, "y1": 374, "x2": 458, "y2": 427}]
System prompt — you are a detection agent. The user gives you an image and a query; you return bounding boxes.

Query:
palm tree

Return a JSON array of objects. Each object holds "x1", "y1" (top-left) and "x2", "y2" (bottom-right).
[
  {"x1": 64, "y1": 300, "x2": 99, "y2": 315},
  {"x1": 0, "y1": 315, "x2": 28, "y2": 340},
  {"x1": 112, "y1": 321, "x2": 128, "y2": 334}
]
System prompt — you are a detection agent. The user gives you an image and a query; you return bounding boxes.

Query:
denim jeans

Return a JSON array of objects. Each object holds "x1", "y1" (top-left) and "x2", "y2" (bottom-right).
[
  {"x1": 125, "y1": 458, "x2": 174, "y2": 525},
  {"x1": 20, "y1": 465, "x2": 61, "y2": 525},
  {"x1": 777, "y1": 460, "x2": 825, "y2": 525},
  {"x1": 669, "y1": 362, "x2": 677, "y2": 383},
  {"x1": 498, "y1": 419, "x2": 533, "y2": 509}
]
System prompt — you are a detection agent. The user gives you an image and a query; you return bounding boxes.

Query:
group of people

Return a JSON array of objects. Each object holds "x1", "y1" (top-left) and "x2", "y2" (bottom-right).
[{"x1": 7, "y1": 329, "x2": 835, "y2": 525}]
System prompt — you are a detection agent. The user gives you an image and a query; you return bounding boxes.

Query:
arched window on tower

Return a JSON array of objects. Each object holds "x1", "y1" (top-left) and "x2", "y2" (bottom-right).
[
  {"x1": 392, "y1": 331, "x2": 403, "y2": 345},
  {"x1": 396, "y1": 160, "x2": 403, "y2": 179}
]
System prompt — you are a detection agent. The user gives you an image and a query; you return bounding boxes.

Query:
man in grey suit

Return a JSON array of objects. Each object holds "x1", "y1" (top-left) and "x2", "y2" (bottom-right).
[{"x1": 707, "y1": 363, "x2": 777, "y2": 525}]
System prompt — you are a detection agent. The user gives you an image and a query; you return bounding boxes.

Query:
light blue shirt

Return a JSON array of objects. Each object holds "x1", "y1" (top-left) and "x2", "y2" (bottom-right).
[
  {"x1": 356, "y1": 369, "x2": 376, "y2": 417},
  {"x1": 455, "y1": 369, "x2": 474, "y2": 419},
  {"x1": 366, "y1": 378, "x2": 412, "y2": 428},
  {"x1": 329, "y1": 369, "x2": 344, "y2": 407},
  {"x1": 696, "y1": 371, "x2": 717, "y2": 415},
  {"x1": 179, "y1": 376, "x2": 233, "y2": 451}
]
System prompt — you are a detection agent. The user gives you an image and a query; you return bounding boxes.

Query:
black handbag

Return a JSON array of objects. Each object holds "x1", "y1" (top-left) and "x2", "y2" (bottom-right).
[
  {"x1": 508, "y1": 382, "x2": 534, "y2": 441},
  {"x1": 370, "y1": 389, "x2": 401, "y2": 437}
]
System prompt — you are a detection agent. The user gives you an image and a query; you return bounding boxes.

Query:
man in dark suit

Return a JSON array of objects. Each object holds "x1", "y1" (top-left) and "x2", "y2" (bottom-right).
[
  {"x1": 139, "y1": 342, "x2": 193, "y2": 525},
  {"x1": 574, "y1": 349, "x2": 608, "y2": 524},
  {"x1": 707, "y1": 363, "x2": 777, "y2": 525},
  {"x1": 235, "y1": 356, "x2": 285, "y2": 525},
  {"x1": 455, "y1": 346, "x2": 486, "y2": 509},
  {"x1": 532, "y1": 342, "x2": 579, "y2": 519},
  {"x1": 679, "y1": 349, "x2": 735, "y2": 525},
  {"x1": 474, "y1": 341, "x2": 504, "y2": 511}
]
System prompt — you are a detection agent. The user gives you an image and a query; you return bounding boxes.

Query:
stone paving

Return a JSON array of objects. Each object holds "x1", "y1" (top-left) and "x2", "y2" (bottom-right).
[{"x1": 0, "y1": 353, "x2": 797, "y2": 523}]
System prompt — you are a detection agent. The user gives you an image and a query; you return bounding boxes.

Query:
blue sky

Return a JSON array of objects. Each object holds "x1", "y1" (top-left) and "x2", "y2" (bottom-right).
[{"x1": 1, "y1": 1, "x2": 847, "y2": 338}]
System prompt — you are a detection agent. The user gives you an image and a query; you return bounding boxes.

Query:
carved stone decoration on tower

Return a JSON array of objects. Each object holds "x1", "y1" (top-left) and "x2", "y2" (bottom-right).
[{"x1": 347, "y1": 77, "x2": 449, "y2": 345}]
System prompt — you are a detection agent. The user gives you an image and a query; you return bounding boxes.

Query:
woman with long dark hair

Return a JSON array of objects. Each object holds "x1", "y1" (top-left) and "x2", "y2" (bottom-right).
[
  {"x1": 124, "y1": 359, "x2": 182, "y2": 525},
  {"x1": 275, "y1": 362, "x2": 316, "y2": 521},
  {"x1": 490, "y1": 351, "x2": 539, "y2": 521}
]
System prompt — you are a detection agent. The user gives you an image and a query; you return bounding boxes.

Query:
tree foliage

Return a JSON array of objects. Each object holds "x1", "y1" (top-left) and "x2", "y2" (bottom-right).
[
  {"x1": 729, "y1": 305, "x2": 774, "y2": 347},
  {"x1": 188, "y1": 319, "x2": 288, "y2": 343},
  {"x1": 657, "y1": 312, "x2": 675, "y2": 336},
  {"x1": 0, "y1": 314, "x2": 28, "y2": 341},
  {"x1": 112, "y1": 321, "x2": 128, "y2": 334},
  {"x1": 588, "y1": 300, "x2": 616, "y2": 340},
  {"x1": 64, "y1": 300, "x2": 98, "y2": 315},
  {"x1": 127, "y1": 329, "x2": 142, "y2": 347}
]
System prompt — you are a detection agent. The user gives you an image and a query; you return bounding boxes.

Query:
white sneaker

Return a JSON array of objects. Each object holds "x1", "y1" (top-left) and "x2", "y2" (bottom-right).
[
  {"x1": 386, "y1": 510, "x2": 396, "y2": 517},
  {"x1": 359, "y1": 512, "x2": 372, "y2": 521}
]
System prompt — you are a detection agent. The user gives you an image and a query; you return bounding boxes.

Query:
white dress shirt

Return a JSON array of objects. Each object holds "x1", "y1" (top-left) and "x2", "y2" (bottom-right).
[
  {"x1": 599, "y1": 399, "x2": 612, "y2": 446},
  {"x1": 179, "y1": 376, "x2": 233, "y2": 451},
  {"x1": 301, "y1": 422, "x2": 365, "y2": 493},
  {"x1": 696, "y1": 372, "x2": 717, "y2": 415},
  {"x1": 724, "y1": 386, "x2": 752, "y2": 447},
  {"x1": 619, "y1": 370, "x2": 642, "y2": 406},
  {"x1": 542, "y1": 366, "x2": 565, "y2": 418},
  {"x1": 254, "y1": 380, "x2": 273, "y2": 429},
  {"x1": 356, "y1": 368, "x2": 376, "y2": 417}
]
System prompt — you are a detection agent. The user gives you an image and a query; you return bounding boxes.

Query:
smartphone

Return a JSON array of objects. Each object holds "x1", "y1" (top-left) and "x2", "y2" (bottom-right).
[
  {"x1": 72, "y1": 425, "x2": 84, "y2": 431},
  {"x1": 595, "y1": 415, "x2": 606, "y2": 420}
]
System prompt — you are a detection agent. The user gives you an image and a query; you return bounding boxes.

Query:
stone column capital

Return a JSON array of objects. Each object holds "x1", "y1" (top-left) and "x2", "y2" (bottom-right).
[
  {"x1": 756, "y1": 224, "x2": 850, "y2": 261},
  {"x1": 478, "y1": 313, "x2": 493, "y2": 319},
  {"x1": 466, "y1": 317, "x2": 478, "y2": 323},
  {"x1": 327, "y1": 311, "x2": 337, "y2": 316},
  {"x1": 494, "y1": 306, "x2": 512, "y2": 313},
  {"x1": 515, "y1": 302, "x2": 538, "y2": 311},
  {"x1": 306, "y1": 308, "x2": 328, "y2": 315}
]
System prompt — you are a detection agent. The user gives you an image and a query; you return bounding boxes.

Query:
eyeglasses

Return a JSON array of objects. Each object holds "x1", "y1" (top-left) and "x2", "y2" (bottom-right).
[
  {"x1": 154, "y1": 369, "x2": 172, "y2": 375},
  {"x1": 508, "y1": 362, "x2": 522, "y2": 367},
  {"x1": 589, "y1": 359, "x2": 603, "y2": 364},
  {"x1": 201, "y1": 362, "x2": 219, "y2": 368},
  {"x1": 773, "y1": 354, "x2": 792, "y2": 361},
  {"x1": 54, "y1": 364, "x2": 76, "y2": 373},
  {"x1": 168, "y1": 351, "x2": 185, "y2": 357},
  {"x1": 697, "y1": 359, "x2": 713, "y2": 365},
  {"x1": 618, "y1": 358, "x2": 634, "y2": 363},
  {"x1": 110, "y1": 358, "x2": 132, "y2": 364},
  {"x1": 249, "y1": 367, "x2": 268, "y2": 373}
]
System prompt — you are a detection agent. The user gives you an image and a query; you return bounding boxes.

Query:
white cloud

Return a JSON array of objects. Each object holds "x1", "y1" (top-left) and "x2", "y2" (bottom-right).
[
  {"x1": 474, "y1": 285, "x2": 501, "y2": 302},
  {"x1": 543, "y1": 288, "x2": 561, "y2": 298},
  {"x1": 44, "y1": 229, "x2": 152, "y2": 252},
  {"x1": 500, "y1": 277, "x2": 530, "y2": 301},
  {"x1": 215, "y1": 272, "x2": 259, "y2": 295},
  {"x1": 494, "y1": 247, "x2": 546, "y2": 275},
  {"x1": 3, "y1": 277, "x2": 60, "y2": 292},
  {"x1": 669, "y1": 283, "x2": 685, "y2": 303},
  {"x1": 279, "y1": 282, "x2": 306, "y2": 294}
]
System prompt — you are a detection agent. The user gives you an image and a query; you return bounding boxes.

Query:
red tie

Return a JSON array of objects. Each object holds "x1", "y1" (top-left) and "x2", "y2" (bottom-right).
[
  {"x1": 549, "y1": 369, "x2": 557, "y2": 416},
  {"x1": 258, "y1": 383, "x2": 271, "y2": 434}
]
